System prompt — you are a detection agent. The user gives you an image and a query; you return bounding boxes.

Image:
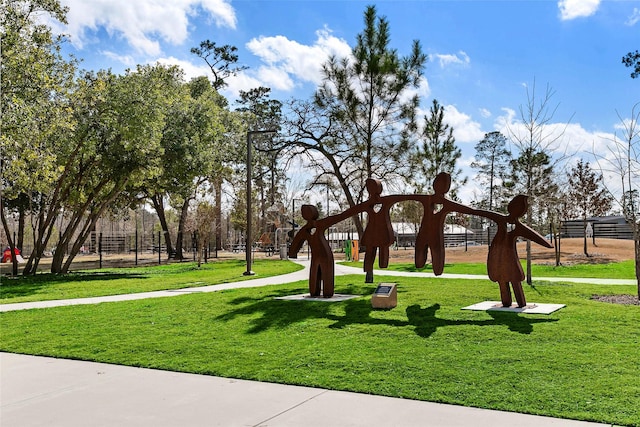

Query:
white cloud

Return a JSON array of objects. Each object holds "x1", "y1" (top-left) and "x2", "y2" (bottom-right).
[
  {"x1": 626, "y1": 8, "x2": 640, "y2": 26},
  {"x1": 57, "y1": 0, "x2": 236, "y2": 56},
  {"x1": 444, "y1": 105, "x2": 485, "y2": 144},
  {"x1": 479, "y1": 108, "x2": 491, "y2": 119},
  {"x1": 414, "y1": 103, "x2": 483, "y2": 145},
  {"x1": 221, "y1": 73, "x2": 265, "y2": 101},
  {"x1": 558, "y1": 0, "x2": 600, "y2": 20},
  {"x1": 401, "y1": 76, "x2": 431, "y2": 106},
  {"x1": 102, "y1": 51, "x2": 136, "y2": 67},
  {"x1": 152, "y1": 56, "x2": 266, "y2": 102},
  {"x1": 493, "y1": 107, "x2": 622, "y2": 160},
  {"x1": 154, "y1": 56, "x2": 211, "y2": 81},
  {"x1": 198, "y1": 0, "x2": 236, "y2": 28},
  {"x1": 432, "y1": 51, "x2": 470, "y2": 68},
  {"x1": 246, "y1": 27, "x2": 352, "y2": 86},
  {"x1": 255, "y1": 66, "x2": 295, "y2": 91}
]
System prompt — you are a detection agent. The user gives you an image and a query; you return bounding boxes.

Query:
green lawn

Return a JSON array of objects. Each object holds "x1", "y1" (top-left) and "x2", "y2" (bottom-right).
[
  {"x1": 0, "y1": 259, "x2": 302, "y2": 304},
  {"x1": 1, "y1": 275, "x2": 638, "y2": 426},
  {"x1": 342, "y1": 259, "x2": 637, "y2": 279}
]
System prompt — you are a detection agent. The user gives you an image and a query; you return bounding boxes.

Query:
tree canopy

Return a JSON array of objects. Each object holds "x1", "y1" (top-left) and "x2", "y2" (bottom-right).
[{"x1": 284, "y1": 5, "x2": 427, "y2": 237}]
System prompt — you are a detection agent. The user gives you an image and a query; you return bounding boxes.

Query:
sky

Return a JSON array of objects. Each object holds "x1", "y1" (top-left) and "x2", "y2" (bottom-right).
[{"x1": 50, "y1": 0, "x2": 640, "y2": 205}]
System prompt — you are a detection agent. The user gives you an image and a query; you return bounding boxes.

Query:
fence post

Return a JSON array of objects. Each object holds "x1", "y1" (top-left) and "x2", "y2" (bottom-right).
[
  {"x1": 465, "y1": 229, "x2": 468, "y2": 251},
  {"x1": 158, "y1": 230, "x2": 161, "y2": 265},
  {"x1": 99, "y1": 232, "x2": 103, "y2": 269},
  {"x1": 135, "y1": 228, "x2": 138, "y2": 266}
]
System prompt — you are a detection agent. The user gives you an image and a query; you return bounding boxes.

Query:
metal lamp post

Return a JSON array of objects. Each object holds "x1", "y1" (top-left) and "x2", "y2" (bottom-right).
[{"x1": 244, "y1": 129, "x2": 277, "y2": 276}]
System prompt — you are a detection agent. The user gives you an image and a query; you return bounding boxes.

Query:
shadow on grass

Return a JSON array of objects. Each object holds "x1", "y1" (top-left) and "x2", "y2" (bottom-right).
[
  {"x1": 217, "y1": 291, "x2": 558, "y2": 338},
  {"x1": 406, "y1": 304, "x2": 556, "y2": 336},
  {"x1": 0, "y1": 272, "x2": 148, "y2": 300}
]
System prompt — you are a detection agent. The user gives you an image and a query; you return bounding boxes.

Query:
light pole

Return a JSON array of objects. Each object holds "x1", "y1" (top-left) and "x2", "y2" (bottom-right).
[{"x1": 244, "y1": 129, "x2": 277, "y2": 276}]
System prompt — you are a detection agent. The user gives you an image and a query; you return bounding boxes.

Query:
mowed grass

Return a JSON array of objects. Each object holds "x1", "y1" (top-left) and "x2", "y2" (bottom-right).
[
  {"x1": 0, "y1": 260, "x2": 302, "y2": 304},
  {"x1": 342, "y1": 259, "x2": 637, "y2": 279},
  {"x1": 1, "y1": 276, "x2": 638, "y2": 426}
]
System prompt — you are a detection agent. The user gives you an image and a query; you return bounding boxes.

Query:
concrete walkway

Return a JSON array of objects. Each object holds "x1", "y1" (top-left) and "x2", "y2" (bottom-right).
[
  {"x1": 0, "y1": 261, "x2": 628, "y2": 426},
  {"x1": 0, "y1": 353, "x2": 610, "y2": 427}
]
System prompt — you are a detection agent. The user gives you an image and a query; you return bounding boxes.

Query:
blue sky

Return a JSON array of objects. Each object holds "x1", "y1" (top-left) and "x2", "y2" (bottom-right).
[{"x1": 52, "y1": 0, "x2": 639, "y2": 203}]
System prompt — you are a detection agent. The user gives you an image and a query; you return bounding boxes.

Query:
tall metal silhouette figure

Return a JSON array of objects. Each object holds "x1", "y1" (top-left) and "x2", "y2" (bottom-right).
[
  {"x1": 290, "y1": 173, "x2": 554, "y2": 305},
  {"x1": 482, "y1": 195, "x2": 553, "y2": 307}
]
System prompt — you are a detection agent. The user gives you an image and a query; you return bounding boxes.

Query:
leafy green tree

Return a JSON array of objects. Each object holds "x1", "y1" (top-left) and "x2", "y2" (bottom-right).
[
  {"x1": 192, "y1": 40, "x2": 249, "y2": 250},
  {"x1": 285, "y1": 5, "x2": 426, "y2": 237},
  {"x1": 191, "y1": 40, "x2": 248, "y2": 90},
  {"x1": 510, "y1": 148, "x2": 558, "y2": 217},
  {"x1": 1, "y1": 0, "x2": 76, "y2": 275},
  {"x1": 471, "y1": 131, "x2": 512, "y2": 212},
  {"x1": 622, "y1": 50, "x2": 640, "y2": 79},
  {"x1": 16, "y1": 64, "x2": 179, "y2": 274},
  {"x1": 148, "y1": 76, "x2": 235, "y2": 260},
  {"x1": 53, "y1": 65, "x2": 180, "y2": 273},
  {"x1": 566, "y1": 159, "x2": 612, "y2": 257},
  {"x1": 413, "y1": 99, "x2": 466, "y2": 195}
]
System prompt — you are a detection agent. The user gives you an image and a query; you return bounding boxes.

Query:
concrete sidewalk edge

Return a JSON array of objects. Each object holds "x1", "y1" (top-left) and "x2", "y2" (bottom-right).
[{"x1": 0, "y1": 353, "x2": 611, "y2": 427}]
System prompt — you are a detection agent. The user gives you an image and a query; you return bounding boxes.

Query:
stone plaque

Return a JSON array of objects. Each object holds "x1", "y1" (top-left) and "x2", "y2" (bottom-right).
[{"x1": 371, "y1": 283, "x2": 397, "y2": 309}]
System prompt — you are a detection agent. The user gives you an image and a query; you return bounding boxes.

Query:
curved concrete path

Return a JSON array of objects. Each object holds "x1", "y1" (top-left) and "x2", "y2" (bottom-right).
[
  {"x1": 1, "y1": 260, "x2": 634, "y2": 313},
  {"x1": 0, "y1": 260, "x2": 629, "y2": 426}
]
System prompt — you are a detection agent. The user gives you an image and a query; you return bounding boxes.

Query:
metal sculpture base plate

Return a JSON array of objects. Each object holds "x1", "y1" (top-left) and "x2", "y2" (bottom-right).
[
  {"x1": 462, "y1": 301, "x2": 566, "y2": 314},
  {"x1": 275, "y1": 294, "x2": 360, "y2": 302}
]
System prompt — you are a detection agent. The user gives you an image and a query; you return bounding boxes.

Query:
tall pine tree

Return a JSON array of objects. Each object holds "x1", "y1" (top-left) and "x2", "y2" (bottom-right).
[
  {"x1": 413, "y1": 99, "x2": 466, "y2": 195},
  {"x1": 471, "y1": 131, "x2": 512, "y2": 212}
]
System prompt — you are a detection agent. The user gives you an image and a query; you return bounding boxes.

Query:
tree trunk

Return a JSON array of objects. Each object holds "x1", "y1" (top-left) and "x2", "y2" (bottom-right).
[
  {"x1": 151, "y1": 194, "x2": 174, "y2": 257},
  {"x1": 51, "y1": 238, "x2": 65, "y2": 273},
  {"x1": 525, "y1": 171, "x2": 533, "y2": 285},
  {"x1": 60, "y1": 216, "x2": 99, "y2": 273},
  {"x1": 57, "y1": 184, "x2": 126, "y2": 274},
  {"x1": 0, "y1": 208, "x2": 19, "y2": 276},
  {"x1": 525, "y1": 206, "x2": 532, "y2": 285},
  {"x1": 583, "y1": 218, "x2": 589, "y2": 257},
  {"x1": 634, "y1": 223, "x2": 640, "y2": 301},
  {"x1": 17, "y1": 205, "x2": 25, "y2": 251},
  {"x1": 23, "y1": 206, "x2": 52, "y2": 275},
  {"x1": 330, "y1": 160, "x2": 364, "y2": 239},
  {"x1": 174, "y1": 198, "x2": 190, "y2": 260},
  {"x1": 215, "y1": 178, "x2": 222, "y2": 251},
  {"x1": 550, "y1": 217, "x2": 560, "y2": 267}
]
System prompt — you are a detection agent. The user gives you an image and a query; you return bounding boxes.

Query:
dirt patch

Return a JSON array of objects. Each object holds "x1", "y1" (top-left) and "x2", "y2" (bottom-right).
[
  {"x1": 591, "y1": 295, "x2": 640, "y2": 305},
  {"x1": 381, "y1": 238, "x2": 636, "y2": 265}
]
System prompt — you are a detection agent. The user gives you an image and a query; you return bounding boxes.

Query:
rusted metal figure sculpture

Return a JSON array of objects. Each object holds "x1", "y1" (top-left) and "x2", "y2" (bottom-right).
[
  {"x1": 412, "y1": 173, "x2": 481, "y2": 275},
  {"x1": 288, "y1": 172, "x2": 553, "y2": 306},
  {"x1": 481, "y1": 195, "x2": 552, "y2": 307},
  {"x1": 288, "y1": 204, "x2": 360, "y2": 297}
]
